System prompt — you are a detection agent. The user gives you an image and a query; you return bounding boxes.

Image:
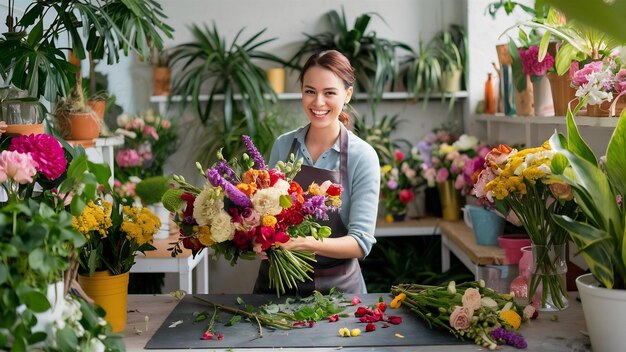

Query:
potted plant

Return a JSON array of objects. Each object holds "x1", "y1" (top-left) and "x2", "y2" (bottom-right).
[
  {"x1": 436, "y1": 25, "x2": 467, "y2": 94},
  {"x1": 290, "y1": 7, "x2": 411, "y2": 106},
  {"x1": 169, "y1": 23, "x2": 290, "y2": 135},
  {"x1": 0, "y1": 0, "x2": 173, "y2": 104},
  {"x1": 548, "y1": 102, "x2": 626, "y2": 351},
  {"x1": 402, "y1": 36, "x2": 442, "y2": 106},
  {"x1": 135, "y1": 175, "x2": 172, "y2": 239},
  {"x1": 151, "y1": 47, "x2": 172, "y2": 96},
  {"x1": 352, "y1": 112, "x2": 410, "y2": 166}
]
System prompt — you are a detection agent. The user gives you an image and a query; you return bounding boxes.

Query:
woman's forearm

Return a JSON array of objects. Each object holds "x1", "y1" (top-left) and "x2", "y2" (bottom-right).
[{"x1": 282, "y1": 235, "x2": 365, "y2": 259}]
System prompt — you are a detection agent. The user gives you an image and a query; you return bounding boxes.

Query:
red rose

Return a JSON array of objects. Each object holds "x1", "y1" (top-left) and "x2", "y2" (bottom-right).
[
  {"x1": 355, "y1": 307, "x2": 368, "y2": 317},
  {"x1": 326, "y1": 184, "x2": 342, "y2": 197},
  {"x1": 399, "y1": 189, "x2": 414, "y2": 204},
  {"x1": 394, "y1": 149, "x2": 405, "y2": 161},
  {"x1": 365, "y1": 323, "x2": 376, "y2": 332}
]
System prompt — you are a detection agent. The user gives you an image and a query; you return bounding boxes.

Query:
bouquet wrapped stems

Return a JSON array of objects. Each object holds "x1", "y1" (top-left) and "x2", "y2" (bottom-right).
[{"x1": 528, "y1": 244, "x2": 568, "y2": 311}]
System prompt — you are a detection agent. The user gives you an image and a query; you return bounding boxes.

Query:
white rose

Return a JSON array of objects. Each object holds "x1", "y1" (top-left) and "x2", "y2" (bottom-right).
[
  {"x1": 116, "y1": 113, "x2": 132, "y2": 127},
  {"x1": 461, "y1": 288, "x2": 482, "y2": 311},
  {"x1": 210, "y1": 211, "x2": 235, "y2": 243},
  {"x1": 453, "y1": 134, "x2": 478, "y2": 151}
]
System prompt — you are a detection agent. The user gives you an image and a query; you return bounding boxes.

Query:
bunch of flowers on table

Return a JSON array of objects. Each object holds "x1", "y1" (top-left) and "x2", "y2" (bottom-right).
[
  {"x1": 162, "y1": 135, "x2": 342, "y2": 296},
  {"x1": 422, "y1": 134, "x2": 486, "y2": 195},
  {"x1": 379, "y1": 149, "x2": 425, "y2": 222},
  {"x1": 113, "y1": 109, "x2": 177, "y2": 183},
  {"x1": 472, "y1": 142, "x2": 578, "y2": 310},
  {"x1": 391, "y1": 280, "x2": 535, "y2": 350},
  {"x1": 73, "y1": 191, "x2": 160, "y2": 276},
  {"x1": 570, "y1": 47, "x2": 626, "y2": 114}
]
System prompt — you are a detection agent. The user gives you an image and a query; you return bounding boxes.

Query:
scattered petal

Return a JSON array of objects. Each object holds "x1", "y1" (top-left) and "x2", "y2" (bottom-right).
[
  {"x1": 395, "y1": 333, "x2": 405, "y2": 339},
  {"x1": 217, "y1": 333, "x2": 224, "y2": 340},
  {"x1": 350, "y1": 328, "x2": 362, "y2": 337},
  {"x1": 328, "y1": 314, "x2": 339, "y2": 322},
  {"x1": 338, "y1": 327, "x2": 351, "y2": 337},
  {"x1": 168, "y1": 320, "x2": 184, "y2": 328},
  {"x1": 387, "y1": 316, "x2": 403, "y2": 325},
  {"x1": 352, "y1": 296, "x2": 361, "y2": 305},
  {"x1": 365, "y1": 323, "x2": 376, "y2": 332}
]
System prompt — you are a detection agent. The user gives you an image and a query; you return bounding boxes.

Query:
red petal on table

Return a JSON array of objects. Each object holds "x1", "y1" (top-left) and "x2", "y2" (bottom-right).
[{"x1": 365, "y1": 323, "x2": 376, "y2": 332}]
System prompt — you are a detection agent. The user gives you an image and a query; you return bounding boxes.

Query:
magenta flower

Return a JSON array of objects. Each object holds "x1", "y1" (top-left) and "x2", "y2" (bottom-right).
[
  {"x1": 614, "y1": 69, "x2": 626, "y2": 94},
  {"x1": 0, "y1": 150, "x2": 38, "y2": 184},
  {"x1": 518, "y1": 46, "x2": 554, "y2": 77},
  {"x1": 115, "y1": 149, "x2": 143, "y2": 168},
  {"x1": 143, "y1": 125, "x2": 159, "y2": 141},
  {"x1": 436, "y1": 168, "x2": 449, "y2": 183},
  {"x1": 9, "y1": 134, "x2": 67, "y2": 180},
  {"x1": 571, "y1": 61, "x2": 604, "y2": 87}
]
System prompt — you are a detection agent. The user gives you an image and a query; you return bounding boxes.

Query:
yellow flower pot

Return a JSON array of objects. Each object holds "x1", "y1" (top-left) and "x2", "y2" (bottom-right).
[
  {"x1": 437, "y1": 180, "x2": 463, "y2": 221},
  {"x1": 78, "y1": 271, "x2": 130, "y2": 332}
]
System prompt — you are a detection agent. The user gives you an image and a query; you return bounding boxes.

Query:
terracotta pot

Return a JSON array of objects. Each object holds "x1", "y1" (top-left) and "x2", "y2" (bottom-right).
[
  {"x1": 546, "y1": 73, "x2": 578, "y2": 116},
  {"x1": 153, "y1": 67, "x2": 171, "y2": 96},
  {"x1": 63, "y1": 111, "x2": 100, "y2": 140},
  {"x1": 586, "y1": 95, "x2": 626, "y2": 117},
  {"x1": 78, "y1": 271, "x2": 130, "y2": 333},
  {"x1": 4, "y1": 123, "x2": 45, "y2": 136},
  {"x1": 88, "y1": 100, "x2": 106, "y2": 120}
]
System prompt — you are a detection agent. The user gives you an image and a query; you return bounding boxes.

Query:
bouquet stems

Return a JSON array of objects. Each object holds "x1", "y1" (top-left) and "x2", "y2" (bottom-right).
[
  {"x1": 528, "y1": 244, "x2": 568, "y2": 310},
  {"x1": 268, "y1": 247, "x2": 315, "y2": 296}
]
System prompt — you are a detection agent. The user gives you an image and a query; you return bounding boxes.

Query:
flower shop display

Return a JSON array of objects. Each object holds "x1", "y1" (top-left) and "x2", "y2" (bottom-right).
[
  {"x1": 518, "y1": 44, "x2": 555, "y2": 116},
  {"x1": 473, "y1": 142, "x2": 578, "y2": 311},
  {"x1": 422, "y1": 133, "x2": 486, "y2": 220},
  {"x1": 0, "y1": 133, "x2": 124, "y2": 349},
  {"x1": 114, "y1": 109, "x2": 177, "y2": 182},
  {"x1": 162, "y1": 135, "x2": 342, "y2": 296},
  {"x1": 379, "y1": 149, "x2": 425, "y2": 222},
  {"x1": 570, "y1": 47, "x2": 626, "y2": 116},
  {"x1": 73, "y1": 192, "x2": 160, "y2": 331},
  {"x1": 548, "y1": 103, "x2": 626, "y2": 351},
  {"x1": 391, "y1": 280, "x2": 535, "y2": 349}
]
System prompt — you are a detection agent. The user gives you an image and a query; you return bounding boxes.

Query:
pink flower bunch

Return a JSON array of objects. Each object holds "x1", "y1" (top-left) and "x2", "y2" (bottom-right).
[
  {"x1": 8, "y1": 133, "x2": 67, "y2": 180},
  {"x1": 0, "y1": 150, "x2": 37, "y2": 184},
  {"x1": 518, "y1": 45, "x2": 554, "y2": 77},
  {"x1": 115, "y1": 149, "x2": 142, "y2": 168},
  {"x1": 379, "y1": 149, "x2": 425, "y2": 220},
  {"x1": 570, "y1": 48, "x2": 626, "y2": 106}
]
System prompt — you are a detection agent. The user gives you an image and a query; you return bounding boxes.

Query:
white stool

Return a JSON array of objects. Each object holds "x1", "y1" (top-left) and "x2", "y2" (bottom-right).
[{"x1": 131, "y1": 234, "x2": 209, "y2": 294}]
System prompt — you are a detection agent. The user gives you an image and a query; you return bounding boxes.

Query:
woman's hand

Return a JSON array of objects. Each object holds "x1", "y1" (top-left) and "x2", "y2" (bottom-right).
[
  {"x1": 279, "y1": 236, "x2": 312, "y2": 251},
  {"x1": 252, "y1": 242, "x2": 268, "y2": 260}
]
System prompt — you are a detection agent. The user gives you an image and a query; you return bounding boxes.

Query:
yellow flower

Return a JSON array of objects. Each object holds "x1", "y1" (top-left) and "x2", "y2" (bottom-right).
[
  {"x1": 385, "y1": 213, "x2": 394, "y2": 223},
  {"x1": 499, "y1": 309, "x2": 522, "y2": 330},
  {"x1": 391, "y1": 293, "x2": 406, "y2": 309},
  {"x1": 261, "y1": 215, "x2": 277, "y2": 227},
  {"x1": 72, "y1": 200, "x2": 112, "y2": 238},
  {"x1": 308, "y1": 182, "x2": 322, "y2": 196},
  {"x1": 195, "y1": 225, "x2": 214, "y2": 246},
  {"x1": 121, "y1": 206, "x2": 161, "y2": 245},
  {"x1": 381, "y1": 165, "x2": 392, "y2": 174},
  {"x1": 350, "y1": 328, "x2": 361, "y2": 337}
]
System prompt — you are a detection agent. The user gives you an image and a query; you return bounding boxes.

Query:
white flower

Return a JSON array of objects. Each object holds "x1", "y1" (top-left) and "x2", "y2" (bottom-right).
[
  {"x1": 144, "y1": 109, "x2": 156, "y2": 123},
  {"x1": 114, "y1": 128, "x2": 137, "y2": 139},
  {"x1": 453, "y1": 134, "x2": 479, "y2": 151},
  {"x1": 481, "y1": 297, "x2": 498, "y2": 308},
  {"x1": 523, "y1": 304, "x2": 536, "y2": 320},
  {"x1": 193, "y1": 185, "x2": 225, "y2": 226},
  {"x1": 116, "y1": 113, "x2": 132, "y2": 127},
  {"x1": 210, "y1": 211, "x2": 235, "y2": 243},
  {"x1": 447, "y1": 281, "x2": 456, "y2": 294},
  {"x1": 85, "y1": 338, "x2": 106, "y2": 352},
  {"x1": 252, "y1": 185, "x2": 287, "y2": 216},
  {"x1": 320, "y1": 180, "x2": 333, "y2": 194}
]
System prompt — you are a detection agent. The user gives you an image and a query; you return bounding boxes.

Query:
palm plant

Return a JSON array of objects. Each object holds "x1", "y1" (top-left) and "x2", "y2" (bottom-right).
[
  {"x1": 169, "y1": 23, "x2": 291, "y2": 135},
  {"x1": 352, "y1": 112, "x2": 409, "y2": 165},
  {"x1": 0, "y1": 0, "x2": 174, "y2": 103},
  {"x1": 402, "y1": 38, "x2": 442, "y2": 105},
  {"x1": 290, "y1": 7, "x2": 411, "y2": 108}
]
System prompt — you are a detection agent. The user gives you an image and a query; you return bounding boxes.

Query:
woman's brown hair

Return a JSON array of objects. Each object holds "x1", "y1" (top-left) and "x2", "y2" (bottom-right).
[{"x1": 299, "y1": 50, "x2": 355, "y2": 126}]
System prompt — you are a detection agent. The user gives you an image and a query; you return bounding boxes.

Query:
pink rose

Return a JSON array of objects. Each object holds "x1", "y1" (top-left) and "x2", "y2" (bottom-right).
[
  {"x1": 473, "y1": 168, "x2": 497, "y2": 200},
  {"x1": 571, "y1": 61, "x2": 604, "y2": 87},
  {"x1": 614, "y1": 69, "x2": 626, "y2": 94},
  {"x1": 0, "y1": 150, "x2": 37, "y2": 184},
  {"x1": 115, "y1": 149, "x2": 142, "y2": 168},
  {"x1": 461, "y1": 288, "x2": 482, "y2": 311},
  {"x1": 436, "y1": 168, "x2": 449, "y2": 183},
  {"x1": 449, "y1": 306, "x2": 473, "y2": 331},
  {"x1": 394, "y1": 150, "x2": 405, "y2": 161},
  {"x1": 143, "y1": 125, "x2": 159, "y2": 141}
]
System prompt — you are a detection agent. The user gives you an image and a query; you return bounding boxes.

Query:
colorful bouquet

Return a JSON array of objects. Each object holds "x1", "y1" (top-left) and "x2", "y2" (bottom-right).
[
  {"x1": 391, "y1": 281, "x2": 535, "y2": 349},
  {"x1": 163, "y1": 135, "x2": 342, "y2": 296},
  {"x1": 73, "y1": 194, "x2": 160, "y2": 276},
  {"x1": 380, "y1": 149, "x2": 424, "y2": 221},
  {"x1": 570, "y1": 47, "x2": 626, "y2": 114},
  {"x1": 114, "y1": 109, "x2": 177, "y2": 182},
  {"x1": 473, "y1": 142, "x2": 578, "y2": 310},
  {"x1": 422, "y1": 134, "x2": 485, "y2": 195}
]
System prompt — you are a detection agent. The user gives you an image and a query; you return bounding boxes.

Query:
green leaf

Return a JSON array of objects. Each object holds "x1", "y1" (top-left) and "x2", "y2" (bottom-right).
[
  {"x1": 56, "y1": 326, "x2": 79, "y2": 351},
  {"x1": 0, "y1": 263, "x2": 7, "y2": 285},
  {"x1": 18, "y1": 291, "x2": 51, "y2": 313},
  {"x1": 226, "y1": 315, "x2": 242, "y2": 326},
  {"x1": 605, "y1": 109, "x2": 626, "y2": 199}
]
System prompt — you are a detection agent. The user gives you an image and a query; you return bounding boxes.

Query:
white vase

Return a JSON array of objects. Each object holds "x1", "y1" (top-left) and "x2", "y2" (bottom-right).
[
  {"x1": 532, "y1": 76, "x2": 555, "y2": 116},
  {"x1": 16, "y1": 281, "x2": 66, "y2": 340},
  {"x1": 576, "y1": 273, "x2": 626, "y2": 352},
  {"x1": 148, "y1": 202, "x2": 171, "y2": 239}
]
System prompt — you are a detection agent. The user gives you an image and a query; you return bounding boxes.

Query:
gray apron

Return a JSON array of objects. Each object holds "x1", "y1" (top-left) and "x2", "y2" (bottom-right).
[{"x1": 254, "y1": 124, "x2": 364, "y2": 295}]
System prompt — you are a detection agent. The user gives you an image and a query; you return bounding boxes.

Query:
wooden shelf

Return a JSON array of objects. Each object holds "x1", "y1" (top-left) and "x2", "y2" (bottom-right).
[{"x1": 474, "y1": 114, "x2": 619, "y2": 128}]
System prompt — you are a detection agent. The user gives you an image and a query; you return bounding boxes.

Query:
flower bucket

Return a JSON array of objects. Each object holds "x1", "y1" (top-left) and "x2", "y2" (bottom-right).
[
  {"x1": 576, "y1": 273, "x2": 626, "y2": 352},
  {"x1": 585, "y1": 95, "x2": 626, "y2": 117},
  {"x1": 514, "y1": 75, "x2": 534, "y2": 116},
  {"x1": 546, "y1": 73, "x2": 577, "y2": 116},
  {"x1": 466, "y1": 205, "x2": 504, "y2": 245},
  {"x1": 78, "y1": 271, "x2": 129, "y2": 332},
  {"x1": 498, "y1": 235, "x2": 532, "y2": 264},
  {"x1": 532, "y1": 75, "x2": 554, "y2": 116},
  {"x1": 148, "y1": 202, "x2": 171, "y2": 239},
  {"x1": 437, "y1": 180, "x2": 463, "y2": 221}
]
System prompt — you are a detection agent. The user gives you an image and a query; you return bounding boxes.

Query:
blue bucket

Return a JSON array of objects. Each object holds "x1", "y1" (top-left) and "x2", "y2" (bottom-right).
[{"x1": 466, "y1": 205, "x2": 505, "y2": 246}]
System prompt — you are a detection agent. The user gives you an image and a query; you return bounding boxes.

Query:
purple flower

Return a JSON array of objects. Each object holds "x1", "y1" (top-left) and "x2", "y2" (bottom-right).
[
  {"x1": 242, "y1": 135, "x2": 266, "y2": 169},
  {"x1": 215, "y1": 160, "x2": 236, "y2": 182},
  {"x1": 387, "y1": 179, "x2": 398, "y2": 190},
  {"x1": 303, "y1": 195, "x2": 329, "y2": 220},
  {"x1": 207, "y1": 169, "x2": 252, "y2": 208},
  {"x1": 490, "y1": 327, "x2": 527, "y2": 349}
]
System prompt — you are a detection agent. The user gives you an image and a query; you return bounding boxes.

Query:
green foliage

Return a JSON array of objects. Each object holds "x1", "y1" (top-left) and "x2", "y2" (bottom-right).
[
  {"x1": 0, "y1": 0, "x2": 173, "y2": 103},
  {"x1": 352, "y1": 112, "x2": 409, "y2": 165},
  {"x1": 290, "y1": 7, "x2": 411, "y2": 107},
  {"x1": 169, "y1": 23, "x2": 290, "y2": 133},
  {"x1": 135, "y1": 176, "x2": 171, "y2": 205}
]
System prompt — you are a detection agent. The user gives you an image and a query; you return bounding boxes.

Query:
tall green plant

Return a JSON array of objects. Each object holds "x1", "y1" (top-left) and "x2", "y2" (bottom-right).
[
  {"x1": 0, "y1": 0, "x2": 173, "y2": 103},
  {"x1": 353, "y1": 112, "x2": 409, "y2": 165},
  {"x1": 169, "y1": 23, "x2": 290, "y2": 135},
  {"x1": 290, "y1": 7, "x2": 410, "y2": 109}
]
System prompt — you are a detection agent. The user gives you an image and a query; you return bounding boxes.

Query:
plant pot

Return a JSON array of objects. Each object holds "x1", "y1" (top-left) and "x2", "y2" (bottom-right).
[
  {"x1": 148, "y1": 202, "x2": 171, "y2": 239},
  {"x1": 514, "y1": 75, "x2": 534, "y2": 116},
  {"x1": 78, "y1": 271, "x2": 130, "y2": 333},
  {"x1": 576, "y1": 273, "x2": 626, "y2": 352},
  {"x1": 88, "y1": 100, "x2": 106, "y2": 120},
  {"x1": 266, "y1": 68, "x2": 286, "y2": 94},
  {"x1": 532, "y1": 75, "x2": 554, "y2": 116},
  {"x1": 4, "y1": 123, "x2": 45, "y2": 136},
  {"x1": 62, "y1": 111, "x2": 100, "y2": 140},
  {"x1": 466, "y1": 205, "x2": 505, "y2": 245},
  {"x1": 405, "y1": 187, "x2": 426, "y2": 219},
  {"x1": 546, "y1": 73, "x2": 577, "y2": 116},
  {"x1": 152, "y1": 67, "x2": 171, "y2": 96},
  {"x1": 585, "y1": 95, "x2": 626, "y2": 117},
  {"x1": 497, "y1": 234, "x2": 532, "y2": 264},
  {"x1": 440, "y1": 69, "x2": 461, "y2": 93}
]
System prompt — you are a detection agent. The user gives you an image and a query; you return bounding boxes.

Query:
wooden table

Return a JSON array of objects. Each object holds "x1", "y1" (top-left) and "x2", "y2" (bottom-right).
[
  {"x1": 124, "y1": 294, "x2": 591, "y2": 351},
  {"x1": 130, "y1": 234, "x2": 209, "y2": 294}
]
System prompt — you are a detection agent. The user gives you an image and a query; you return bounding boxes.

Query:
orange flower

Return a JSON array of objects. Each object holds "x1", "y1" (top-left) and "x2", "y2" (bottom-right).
[
  {"x1": 290, "y1": 182, "x2": 305, "y2": 203},
  {"x1": 236, "y1": 182, "x2": 257, "y2": 196},
  {"x1": 243, "y1": 169, "x2": 271, "y2": 189}
]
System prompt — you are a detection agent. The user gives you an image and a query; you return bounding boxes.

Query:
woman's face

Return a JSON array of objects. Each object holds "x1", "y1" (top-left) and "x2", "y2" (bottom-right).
[{"x1": 301, "y1": 66, "x2": 352, "y2": 129}]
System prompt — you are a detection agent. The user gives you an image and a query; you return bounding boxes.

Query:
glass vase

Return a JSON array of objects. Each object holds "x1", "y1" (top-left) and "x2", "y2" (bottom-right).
[{"x1": 529, "y1": 243, "x2": 569, "y2": 311}]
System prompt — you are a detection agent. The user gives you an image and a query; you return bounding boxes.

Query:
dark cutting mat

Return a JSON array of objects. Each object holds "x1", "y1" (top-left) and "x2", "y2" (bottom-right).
[{"x1": 145, "y1": 293, "x2": 471, "y2": 349}]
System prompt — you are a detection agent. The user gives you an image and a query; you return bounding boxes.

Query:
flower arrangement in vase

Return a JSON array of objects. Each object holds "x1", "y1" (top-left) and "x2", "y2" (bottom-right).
[
  {"x1": 162, "y1": 135, "x2": 343, "y2": 296},
  {"x1": 473, "y1": 142, "x2": 578, "y2": 311},
  {"x1": 379, "y1": 149, "x2": 425, "y2": 222}
]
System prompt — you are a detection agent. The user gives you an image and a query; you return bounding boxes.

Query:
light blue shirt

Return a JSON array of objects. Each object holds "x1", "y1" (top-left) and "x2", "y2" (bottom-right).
[{"x1": 269, "y1": 124, "x2": 380, "y2": 257}]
